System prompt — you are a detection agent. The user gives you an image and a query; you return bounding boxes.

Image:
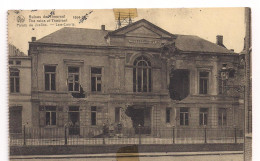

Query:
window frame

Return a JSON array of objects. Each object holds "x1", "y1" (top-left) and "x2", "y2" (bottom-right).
[
  {"x1": 180, "y1": 107, "x2": 189, "y2": 126},
  {"x1": 15, "y1": 60, "x2": 21, "y2": 65},
  {"x1": 218, "y1": 108, "x2": 227, "y2": 126},
  {"x1": 68, "y1": 66, "x2": 80, "y2": 92},
  {"x1": 199, "y1": 108, "x2": 208, "y2": 126},
  {"x1": 45, "y1": 106, "x2": 57, "y2": 126},
  {"x1": 44, "y1": 65, "x2": 56, "y2": 91},
  {"x1": 115, "y1": 107, "x2": 121, "y2": 123},
  {"x1": 166, "y1": 108, "x2": 171, "y2": 123},
  {"x1": 10, "y1": 68, "x2": 20, "y2": 93},
  {"x1": 133, "y1": 56, "x2": 152, "y2": 93},
  {"x1": 91, "y1": 67, "x2": 102, "y2": 92},
  {"x1": 199, "y1": 71, "x2": 209, "y2": 94},
  {"x1": 91, "y1": 106, "x2": 97, "y2": 126}
]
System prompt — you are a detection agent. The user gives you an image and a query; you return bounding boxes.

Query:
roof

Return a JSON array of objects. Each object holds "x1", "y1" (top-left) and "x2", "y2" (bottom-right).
[
  {"x1": 36, "y1": 28, "x2": 110, "y2": 46},
  {"x1": 175, "y1": 35, "x2": 234, "y2": 54},
  {"x1": 35, "y1": 19, "x2": 234, "y2": 54},
  {"x1": 9, "y1": 44, "x2": 27, "y2": 57}
]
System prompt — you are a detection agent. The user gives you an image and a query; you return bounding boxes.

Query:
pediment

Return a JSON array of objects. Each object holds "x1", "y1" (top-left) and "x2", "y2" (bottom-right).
[
  {"x1": 125, "y1": 26, "x2": 161, "y2": 38},
  {"x1": 107, "y1": 19, "x2": 175, "y2": 39}
]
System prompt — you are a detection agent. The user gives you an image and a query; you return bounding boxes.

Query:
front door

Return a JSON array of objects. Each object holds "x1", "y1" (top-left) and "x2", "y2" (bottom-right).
[
  {"x1": 131, "y1": 108, "x2": 151, "y2": 134},
  {"x1": 9, "y1": 108, "x2": 22, "y2": 134},
  {"x1": 68, "y1": 106, "x2": 80, "y2": 135}
]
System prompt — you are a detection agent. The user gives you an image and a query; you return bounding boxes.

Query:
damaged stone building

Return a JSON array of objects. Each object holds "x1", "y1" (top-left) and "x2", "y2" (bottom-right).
[{"x1": 28, "y1": 19, "x2": 244, "y2": 137}]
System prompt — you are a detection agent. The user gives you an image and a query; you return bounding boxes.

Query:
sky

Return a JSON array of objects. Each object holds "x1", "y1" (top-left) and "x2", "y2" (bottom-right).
[{"x1": 8, "y1": 8, "x2": 245, "y2": 54}]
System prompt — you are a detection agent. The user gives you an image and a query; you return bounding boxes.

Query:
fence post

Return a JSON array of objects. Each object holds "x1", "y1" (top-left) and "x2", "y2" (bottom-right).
[
  {"x1": 204, "y1": 126, "x2": 207, "y2": 144},
  {"x1": 138, "y1": 124, "x2": 141, "y2": 145},
  {"x1": 64, "y1": 126, "x2": 67, "y2": 145},
  {"x1": 234, "y1": 127, "x2": 237, "y2": 144},
  {"x1": 23, "y1": 125, "x2": 26, "y2": 146},
  {"x1": 172, "y1": 125, "x2": 175, "y2": 144}
]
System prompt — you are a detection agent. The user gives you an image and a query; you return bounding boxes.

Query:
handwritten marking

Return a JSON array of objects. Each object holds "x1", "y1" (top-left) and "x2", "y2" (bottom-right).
[{"x1": 79, "y1": 10, "x2": 93, "y2": 23}]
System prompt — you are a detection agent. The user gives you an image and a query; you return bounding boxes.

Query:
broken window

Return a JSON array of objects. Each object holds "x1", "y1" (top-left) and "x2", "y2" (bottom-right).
[
  {"x1": 218, "y1": 108, "x2": 227, "y2": 126},
  {"x1": 10, "y1": 68, "x2": 20, "y2": 93},
  {"x1": 180, "y1": 108, "x2": 189, "y2": 126},
  {"x1": 91, "y1": 67, "x2": 102, "y2": 92},
  {"x1": 68, "y1": 67, "x2": 80, "y2": 92},
  {"x1": 199, "y1": 108, "x2": 208, "y2": 126},
  {"x1": 199, "y1": 72, "x2": 209, "y2": 94},
  {"x1": 133, "y1": 56, "x2": 151, "y2": 92},
  {"x1": 166, "y1": 108, "x2": 171, "y2": 123},
  {"x1": 91, "y1": 106, "x2": 97, "y2": 125},
  {"x1": 45, "y1": 66, "x2": 56, "y2": 91},
  {"x1": 169, "y1": 70, "x2": 189, "y2": 100},
  {"x1": 45, "y1": 106, "x2": 56, "y2": 126},
  {"x1": 115, "y1": 107, "x2": 120, "y2": 123}
]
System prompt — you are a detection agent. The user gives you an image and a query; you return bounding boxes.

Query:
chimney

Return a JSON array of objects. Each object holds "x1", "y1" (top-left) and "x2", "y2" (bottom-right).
[
  {"x1": 101, "y1": 25, "x2": 105, "y2": 31},
  {"x1": 216, "y1": 35, "x2": 223, "y2": 46},
  {"x1": 31, "y1": 37, "x2": 36, "y2": 42}
]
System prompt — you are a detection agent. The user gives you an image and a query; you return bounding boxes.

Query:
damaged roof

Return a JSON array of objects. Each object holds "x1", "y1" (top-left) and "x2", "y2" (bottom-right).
[{"x1": 35, "y1": 20, "x2": 234, "y2": 54}]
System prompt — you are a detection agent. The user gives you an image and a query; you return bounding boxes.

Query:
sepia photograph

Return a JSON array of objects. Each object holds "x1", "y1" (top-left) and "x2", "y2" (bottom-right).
[{"x1": 7, "y1": 8, "x2": 251, "y2": 161}]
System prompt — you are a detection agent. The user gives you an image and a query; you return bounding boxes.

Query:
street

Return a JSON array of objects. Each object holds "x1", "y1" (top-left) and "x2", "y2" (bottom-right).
[{"x1": 10, "y1": 153, "x2": 243, "y2": 161}]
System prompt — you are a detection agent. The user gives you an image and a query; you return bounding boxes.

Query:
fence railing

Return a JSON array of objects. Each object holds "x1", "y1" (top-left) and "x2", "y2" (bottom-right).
[{"x1": 9, "y1": 126, "x2": 244, "y2": 146}]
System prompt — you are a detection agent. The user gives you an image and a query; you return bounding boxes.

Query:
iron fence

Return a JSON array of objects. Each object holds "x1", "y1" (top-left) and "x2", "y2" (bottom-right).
[{"x1": 9, "y1": 126, "x2": 244, "y2": 146}]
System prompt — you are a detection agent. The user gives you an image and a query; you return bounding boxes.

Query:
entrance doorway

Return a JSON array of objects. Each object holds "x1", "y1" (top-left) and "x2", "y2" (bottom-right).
[
  {"x1": 68, "y1": 106, "x2": 80, "y2": 135},
  {"x1": 126, "y1": 106, "x2": 151, "y2": 134},
  {"x1": 9, "y1": 107, "x2": 22, "y2": 134}
]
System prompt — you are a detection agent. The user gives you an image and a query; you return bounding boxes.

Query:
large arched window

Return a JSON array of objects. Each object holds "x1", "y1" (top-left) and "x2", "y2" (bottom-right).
[{"x1": 133, "y1": 56, "x2": 151, "y2": 92}]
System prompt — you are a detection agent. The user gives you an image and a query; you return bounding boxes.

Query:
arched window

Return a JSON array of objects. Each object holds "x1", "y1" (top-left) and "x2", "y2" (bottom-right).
[{"x1": 133, "y1": 56, "x2": 151, "y2": 92}]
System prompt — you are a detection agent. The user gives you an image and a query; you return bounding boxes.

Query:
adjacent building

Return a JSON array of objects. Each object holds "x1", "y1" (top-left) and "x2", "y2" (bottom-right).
[
  {"x1": 28, "y1": 19, "x2": 244, "y2": 137},
  {"x1": 9, "y1": 44, "x2": 32, "y2": 135}
]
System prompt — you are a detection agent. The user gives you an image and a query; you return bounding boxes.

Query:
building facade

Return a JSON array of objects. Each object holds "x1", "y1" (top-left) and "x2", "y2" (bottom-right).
[
  {"x1": 9, "y1": 44, "x2": 32, "y2": 135},
  {"x1": 28, "y1": 19, "x2": 244, "y2": 137}
]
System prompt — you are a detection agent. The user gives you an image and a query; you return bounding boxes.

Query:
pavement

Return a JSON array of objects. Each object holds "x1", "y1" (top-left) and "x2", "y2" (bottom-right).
[{"x1": 10, "y1": 151, "x2": 243, "y2": 159}]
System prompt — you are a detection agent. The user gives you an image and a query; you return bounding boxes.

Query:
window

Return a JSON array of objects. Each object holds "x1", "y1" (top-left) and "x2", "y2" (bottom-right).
[
  {"x1": 166, "y1": 108, "x2": 171, "y2": 123},
  {"x1": 180, "y1": 108, "x2": 189, "y2": 126},
  {"x1": 218, "y1": 108, "x2": 227, "y2": 126},
  {"x1": 133, "y1": 56, "x2": 151, "y2": 92},
  {"x1": 91, "y1": 67, "x2": 102, "y2": 92},
  {"x1": 199, "y1": 72, "x2": 209, "y2": 94},
  {"x1": 15, "y1": 61, "x2": 21, "y2": 65},
  {"x1": 115, "y1": 107, "x2": 120, "y2": 123},
  {"x1": 91, "y1": 106, "x2": 97, "y2": 125},
  {"x1": 199, "y1": 108, "x2": 208, "y2": 126},
  {"x1": 45, "y1": 106, "x2": 56, "y2": 126},
  {"x1": 68, "y1": 67, "x2": 80, "y2": 92},
  {"x1": 9, "y1": 60, "x2": 13, "y2": 65},
  {"x1": 10, "y1": 68, "x2": 20, "y2": 93},
  {"x1": 44, "y1": 66, "x2": 56, "y2": 91}
]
